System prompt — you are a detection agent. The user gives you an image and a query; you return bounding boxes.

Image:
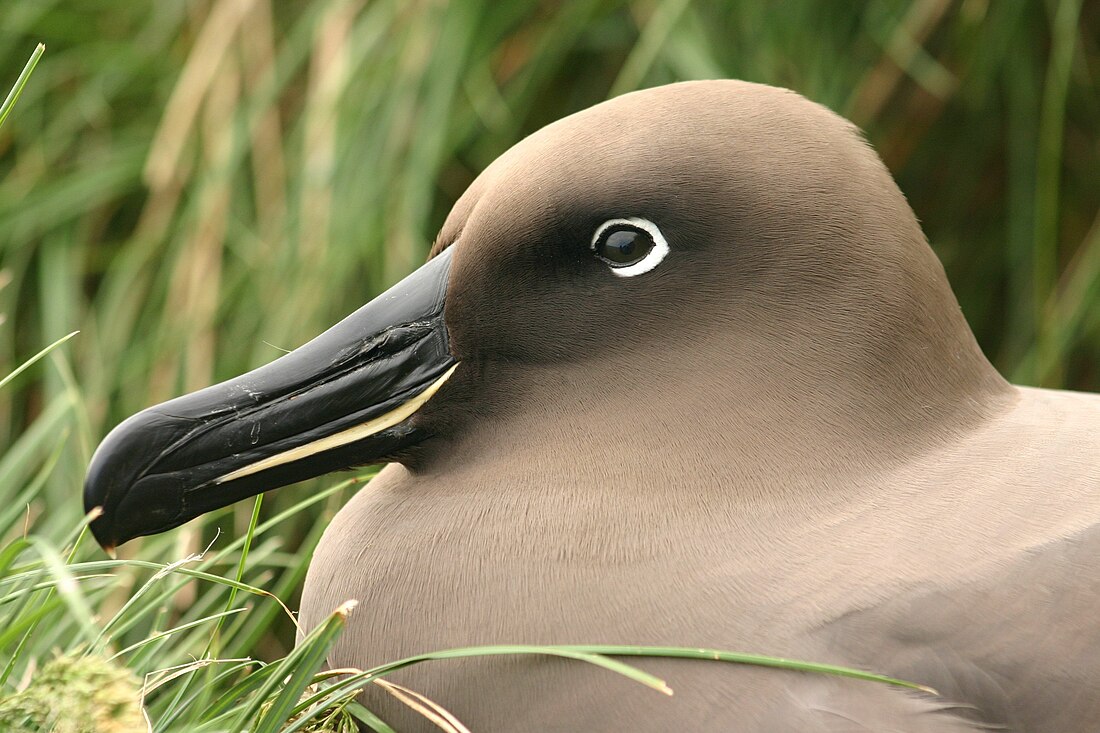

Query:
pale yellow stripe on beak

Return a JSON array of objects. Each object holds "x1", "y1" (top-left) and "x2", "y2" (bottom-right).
[{"x1": 214, "y1": 363, "x2": 460, "y2": 484}]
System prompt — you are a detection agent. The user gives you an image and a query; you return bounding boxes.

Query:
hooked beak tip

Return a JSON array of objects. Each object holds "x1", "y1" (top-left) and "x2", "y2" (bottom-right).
[{"x1": 85, "y1": 506, "x2": 117, "y2": 557}]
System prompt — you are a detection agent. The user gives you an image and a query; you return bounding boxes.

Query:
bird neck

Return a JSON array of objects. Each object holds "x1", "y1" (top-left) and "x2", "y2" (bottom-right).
[{"x1": 423, "y1": 289, "x2": 1013, "y2": 489}]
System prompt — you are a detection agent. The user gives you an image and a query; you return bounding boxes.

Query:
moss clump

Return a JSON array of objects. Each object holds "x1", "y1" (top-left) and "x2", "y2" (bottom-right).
[{"x1": 0, "y1": 651, "x2": 145, "y2": 733}]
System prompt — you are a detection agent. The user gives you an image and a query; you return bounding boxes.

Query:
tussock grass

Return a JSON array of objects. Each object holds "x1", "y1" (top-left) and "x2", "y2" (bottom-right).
[{"x1": 0, "y1": 3, "x2": 1097, "y2": 730}]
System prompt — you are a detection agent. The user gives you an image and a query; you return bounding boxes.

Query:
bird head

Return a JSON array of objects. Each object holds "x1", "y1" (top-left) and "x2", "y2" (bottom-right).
[{"x1": 84, "y1": 80, "x2": 1003, "y2": 552}]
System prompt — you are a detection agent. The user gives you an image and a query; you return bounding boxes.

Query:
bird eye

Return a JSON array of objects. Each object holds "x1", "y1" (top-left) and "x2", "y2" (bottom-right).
[{"x1": 591, "y1": 218, "x2": 670, "y2": 277}]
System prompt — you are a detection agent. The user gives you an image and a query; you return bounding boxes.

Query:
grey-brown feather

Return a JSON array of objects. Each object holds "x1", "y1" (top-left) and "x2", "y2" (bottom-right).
[{"x1": 299, "y1": 81, "x2": 1100, "y2": 731}]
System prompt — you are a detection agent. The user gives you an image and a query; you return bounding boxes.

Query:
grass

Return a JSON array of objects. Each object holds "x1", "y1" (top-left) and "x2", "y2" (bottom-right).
[
  {"x1": 0, "y1": 2, "x2": 1097, "y2": 730},
  {"x1": 0, "y1": 42, "x2": 42, "y2": 129}
]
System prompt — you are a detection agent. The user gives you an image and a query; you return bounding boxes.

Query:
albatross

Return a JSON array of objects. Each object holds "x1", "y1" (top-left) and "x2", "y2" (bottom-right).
[{"x1": 84, "y1": 80, "x2": 1100, "y2": 731}]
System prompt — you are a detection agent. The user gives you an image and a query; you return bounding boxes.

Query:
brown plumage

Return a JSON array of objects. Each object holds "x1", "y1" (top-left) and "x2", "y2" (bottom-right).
[
  {"x1": 297, "y1": 81, "x2": 1100, "y2": 731},
  {"x1": 81, "y1": 78, "x2": 1100, "y2": 731}
]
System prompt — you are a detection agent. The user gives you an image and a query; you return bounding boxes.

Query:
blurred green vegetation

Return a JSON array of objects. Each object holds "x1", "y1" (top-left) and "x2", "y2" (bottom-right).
[{"x1": 0, "y1": 1, "x2": 1098, "y2": 724}]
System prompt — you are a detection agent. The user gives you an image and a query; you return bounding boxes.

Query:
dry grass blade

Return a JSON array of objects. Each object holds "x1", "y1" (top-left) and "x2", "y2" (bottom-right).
[{"x1": 374, "y1": 678, "x2": 472, "y2": 733}]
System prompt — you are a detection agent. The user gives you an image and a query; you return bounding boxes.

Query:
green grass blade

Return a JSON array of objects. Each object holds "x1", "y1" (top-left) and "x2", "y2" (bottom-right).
[
  {"x1": 0, "y1": 42, "x2": 43, "y2": 129},
  {"x1": 273, "y1": 640, "x2": 930, "y2": 732},
  {"x1": 558, "y1": 644, "x2": 935, "y2": 694},
  {"x1": 22, "y1": 536, "x2": 100, "y2": 645},
  {"x1": 363, "y1": 644, "x2": 672, "y2": 696},
  {"x1": 108, "y1": 608, "x2": 246, "y2": 662},
  {"x1": 345, "y1": 701, "x2": 398, "y2": 733},
  {"x1": 245, "y1": 600, "x2": 354, "y2": 733},
  {"x1": 0, "y1": 331, "x2": 78, "y2": 392},
  {"x1": 187, "y1": 661, "x2": 277, "y2": 724},
  {"x1": 218, "y1": 495, "x2": 262, "y2": 635}
]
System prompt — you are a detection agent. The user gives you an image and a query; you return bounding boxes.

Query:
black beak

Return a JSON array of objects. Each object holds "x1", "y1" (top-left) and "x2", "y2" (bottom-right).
[{"x1": 84, "y1": 248, "x2": 457, "y2": 552}]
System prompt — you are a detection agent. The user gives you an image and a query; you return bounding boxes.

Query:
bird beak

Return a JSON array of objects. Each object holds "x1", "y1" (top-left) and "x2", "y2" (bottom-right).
[{"x1": 84, "y1": 248, "x2": 458, "y2": 552}]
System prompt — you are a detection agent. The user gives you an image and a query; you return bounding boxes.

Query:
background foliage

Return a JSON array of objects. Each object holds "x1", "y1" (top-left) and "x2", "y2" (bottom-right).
[{"x1": 0, "y1": 0, "x2": 1098, "y2": 729}]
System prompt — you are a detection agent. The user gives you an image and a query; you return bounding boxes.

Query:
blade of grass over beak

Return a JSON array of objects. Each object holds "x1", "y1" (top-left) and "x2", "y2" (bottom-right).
[
  {"x1": 0, "y1": 42, "x2": 43, "y2": 129},
  {"x1": 0, "y1": 330, "x2": 78, "y2": 392}
]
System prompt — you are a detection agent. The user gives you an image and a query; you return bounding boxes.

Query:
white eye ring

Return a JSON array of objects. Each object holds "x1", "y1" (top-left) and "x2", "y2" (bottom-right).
[{"x1": 591, "y1": 217, "x2": 670, "y2": 278}]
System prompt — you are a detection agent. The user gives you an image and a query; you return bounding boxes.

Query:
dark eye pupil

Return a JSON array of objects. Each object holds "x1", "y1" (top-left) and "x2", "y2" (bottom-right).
[{"x1": 598, "y1": 227, "x2": 653, "y2": 266}]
